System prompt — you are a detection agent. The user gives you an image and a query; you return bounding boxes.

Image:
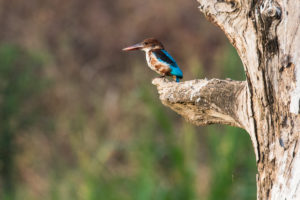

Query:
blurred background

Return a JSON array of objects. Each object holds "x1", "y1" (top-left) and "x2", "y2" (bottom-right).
[{"x1": 0, "y1": 0, "x2": 257, "y2": 199}]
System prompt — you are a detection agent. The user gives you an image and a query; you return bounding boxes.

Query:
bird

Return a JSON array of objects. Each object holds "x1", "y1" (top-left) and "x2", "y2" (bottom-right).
[{"x1": 122, "y1": 38, "x2": 183, "y2": 82}]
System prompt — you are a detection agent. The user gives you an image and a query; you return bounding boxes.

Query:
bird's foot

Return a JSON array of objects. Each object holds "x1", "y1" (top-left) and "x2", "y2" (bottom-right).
[{"x1": 154, "y1": 76, "x2": 169, "y2": 83}]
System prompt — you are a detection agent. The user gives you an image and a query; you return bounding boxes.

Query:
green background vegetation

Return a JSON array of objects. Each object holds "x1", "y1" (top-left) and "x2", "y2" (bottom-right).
[{"x1": 0, "y1": 0, "x2": 256, "y2": 199}]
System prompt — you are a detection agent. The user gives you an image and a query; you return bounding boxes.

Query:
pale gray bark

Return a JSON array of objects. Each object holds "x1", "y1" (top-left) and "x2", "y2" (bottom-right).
[{"x1": 153, "y1": 0, "x2": 300, "y2": 199}]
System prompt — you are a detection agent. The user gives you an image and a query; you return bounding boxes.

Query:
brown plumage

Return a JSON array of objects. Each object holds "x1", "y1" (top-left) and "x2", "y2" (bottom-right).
[{"x1": 141, "y1": 38, "x2": 164, "y2": 50}]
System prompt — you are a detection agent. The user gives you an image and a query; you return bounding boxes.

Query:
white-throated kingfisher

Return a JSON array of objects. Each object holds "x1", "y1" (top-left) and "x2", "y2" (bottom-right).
[{"x1": 123, "y1": 38, "x2": 183, "y2": 82}]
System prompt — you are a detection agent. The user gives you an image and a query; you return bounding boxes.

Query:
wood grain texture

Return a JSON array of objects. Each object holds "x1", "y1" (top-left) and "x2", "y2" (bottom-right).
[{"x1": 153, "y1": 0, "x2": 300, "y2": 199}]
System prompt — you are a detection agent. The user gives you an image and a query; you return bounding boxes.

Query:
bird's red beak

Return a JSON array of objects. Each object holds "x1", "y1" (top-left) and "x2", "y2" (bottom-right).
[{"x1": 122, "y1": 43, "x2": 143, "y2": 51}]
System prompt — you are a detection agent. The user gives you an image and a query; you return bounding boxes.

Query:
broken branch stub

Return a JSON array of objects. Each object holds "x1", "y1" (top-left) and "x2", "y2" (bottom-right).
[{"x1": 152, "y1": 78, "x2": 249, "y2": 129}]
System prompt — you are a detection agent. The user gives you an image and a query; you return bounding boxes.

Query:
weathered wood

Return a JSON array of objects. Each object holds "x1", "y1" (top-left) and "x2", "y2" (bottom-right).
[
  {"x1": 153, "y1": 0, "x2": 300, "y2": 199},
  {"x1": 153, "y1": 78, "x2": 247, "y2": 128}
]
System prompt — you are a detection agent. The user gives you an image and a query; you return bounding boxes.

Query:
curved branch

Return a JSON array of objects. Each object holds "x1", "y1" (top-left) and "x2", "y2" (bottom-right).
[{"x1": 153, "y1": 0, "x2": 300, "y2": 199}]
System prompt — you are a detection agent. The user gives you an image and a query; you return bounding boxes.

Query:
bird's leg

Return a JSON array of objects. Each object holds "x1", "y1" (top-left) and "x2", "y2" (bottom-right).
[
  {"x1": 172, "y1": 75, "x2": 176, "y2": 81},
  {"x1": 159, "y1": 75, "x2": 166, "y2": 78}
]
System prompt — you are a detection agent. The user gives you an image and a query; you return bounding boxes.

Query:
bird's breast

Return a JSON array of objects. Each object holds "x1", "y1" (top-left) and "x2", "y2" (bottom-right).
[{"x1": 146, "y1": 51, "x2": 156, "y2": 71}]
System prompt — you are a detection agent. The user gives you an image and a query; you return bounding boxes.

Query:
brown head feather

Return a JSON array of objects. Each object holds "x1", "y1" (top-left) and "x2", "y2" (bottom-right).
[{"x1": 142, "y1": 38, "x2": 164, "y2": 49}]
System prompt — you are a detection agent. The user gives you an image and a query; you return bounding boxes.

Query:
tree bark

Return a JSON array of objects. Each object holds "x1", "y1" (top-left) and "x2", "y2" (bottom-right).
[{"x1": 153, "y1": 0, "x2": 300, "y2": 199}]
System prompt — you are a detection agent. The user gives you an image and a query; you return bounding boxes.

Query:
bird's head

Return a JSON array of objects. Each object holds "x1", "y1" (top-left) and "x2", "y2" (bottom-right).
[{"x1": 122, "y1": 38, "x2": 164, "y2": 52}]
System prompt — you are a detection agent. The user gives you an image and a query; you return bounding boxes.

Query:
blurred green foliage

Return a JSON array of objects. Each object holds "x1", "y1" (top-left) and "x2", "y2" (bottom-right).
[
  {"x1": 0, "y1": 43, "x2": 257, "y2": 200},
  {"x1": 0, "y1": 0, "x2": 256, "y2": 199},
  {"x1": 206, "y1": 126, "x2": 256, "y2": 200},
  {"x1": 0, "y1": 44, "x2": 48, "y2": 200}
]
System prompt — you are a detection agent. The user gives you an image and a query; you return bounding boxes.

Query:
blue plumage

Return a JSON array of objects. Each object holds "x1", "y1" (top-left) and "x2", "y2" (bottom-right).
[{"x1": 152, "y1": 49, "x2": 183, "y2": 82}]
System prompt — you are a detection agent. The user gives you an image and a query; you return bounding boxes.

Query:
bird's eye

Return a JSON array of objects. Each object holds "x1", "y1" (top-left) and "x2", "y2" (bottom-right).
[{"x1": 144, "y1": 42, "x2": 148, "y2": 45}]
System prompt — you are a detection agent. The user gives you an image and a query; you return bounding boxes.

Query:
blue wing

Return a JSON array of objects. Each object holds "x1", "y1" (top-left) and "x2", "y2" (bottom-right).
[{"x1": 152, "y1": 49, "x2": 183, "y2": 78}]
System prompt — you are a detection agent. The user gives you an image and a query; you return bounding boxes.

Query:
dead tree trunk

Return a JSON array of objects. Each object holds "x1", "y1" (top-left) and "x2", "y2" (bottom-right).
[{"x1": 153, "y1": 0, "x2": 300, "y2": 199}]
